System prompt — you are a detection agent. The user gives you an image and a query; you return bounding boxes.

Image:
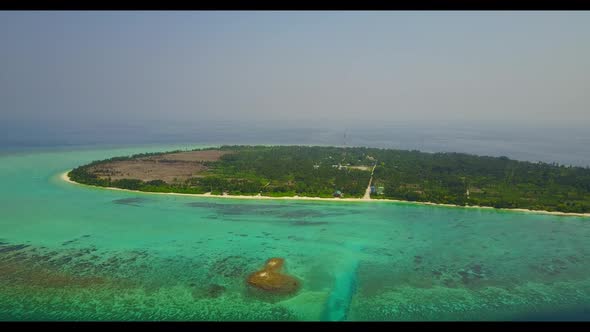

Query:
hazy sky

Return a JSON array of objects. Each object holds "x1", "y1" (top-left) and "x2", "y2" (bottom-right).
[{"x1": 1, "y1": 11, "x2": 589, "y2": 137}]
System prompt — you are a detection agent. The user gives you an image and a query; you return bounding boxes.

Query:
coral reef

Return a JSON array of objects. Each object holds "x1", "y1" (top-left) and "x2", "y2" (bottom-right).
[{"x1": 247, "y1": 258, "x2": 300, "y2": 295}]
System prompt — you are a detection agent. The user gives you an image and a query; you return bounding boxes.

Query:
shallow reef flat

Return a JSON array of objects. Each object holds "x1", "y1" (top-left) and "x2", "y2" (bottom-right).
[
  {"x1": 1, "y1": 146, "x2": 590, "y2": 321},
  {"x1": 348, "y1": 280, "x2": 590, "y2": 321},
  {"x1": 0, "y1": 241, "x2": 327, "y2": 321}
]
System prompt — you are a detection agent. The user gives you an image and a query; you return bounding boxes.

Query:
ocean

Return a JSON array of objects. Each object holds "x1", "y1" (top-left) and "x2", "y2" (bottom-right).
[{"x1": 2, "y1": 124, "x2": 589, "y2": 167}]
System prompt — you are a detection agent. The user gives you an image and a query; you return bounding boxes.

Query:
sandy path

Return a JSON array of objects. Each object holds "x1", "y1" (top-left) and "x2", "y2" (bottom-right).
[{"x1": 362, "y1": 163, "x2": 377, "y2": 200}]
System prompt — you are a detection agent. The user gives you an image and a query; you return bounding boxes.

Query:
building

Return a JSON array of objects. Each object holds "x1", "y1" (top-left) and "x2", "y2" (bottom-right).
[
  {"x1": 370, "y1": 185, "x2": 376, "y2": 194},
  {"x1": 333, "y1": 190, "x2": 343, "y2": 198},
  {"x1": 376, "y1": 186, "x2": 385, "y2": 195}
]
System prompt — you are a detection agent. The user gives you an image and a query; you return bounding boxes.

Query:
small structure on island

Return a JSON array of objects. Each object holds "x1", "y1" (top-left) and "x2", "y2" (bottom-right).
[
  {"x1": 333, "y1": 190, "x2": 343, "y2": 198},
  {"x1": 370, "y1": 185, "x2": 376, "y2": 194},
  {"x1": 331, "y1": 164, "x2": 347, "y2": 170},
  {"x1": 376, "y1": 186, "x2": 385, "y2": 195}
]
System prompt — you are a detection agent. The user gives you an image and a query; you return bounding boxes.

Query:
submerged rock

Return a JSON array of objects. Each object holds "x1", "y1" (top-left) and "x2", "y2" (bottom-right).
[{"x1": 247, "y1": 257, "x2": 300, "y2": 295}]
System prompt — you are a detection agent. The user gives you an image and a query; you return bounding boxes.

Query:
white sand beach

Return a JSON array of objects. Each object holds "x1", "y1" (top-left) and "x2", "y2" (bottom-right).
[{"x1": 60, "y1": 171, "x2": 590, "y2": 218}]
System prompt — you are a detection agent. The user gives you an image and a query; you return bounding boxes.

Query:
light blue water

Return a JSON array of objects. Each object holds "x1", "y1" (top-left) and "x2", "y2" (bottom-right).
[{"x1": 1, "y1": 144, "x2": 590, "y2": 321}]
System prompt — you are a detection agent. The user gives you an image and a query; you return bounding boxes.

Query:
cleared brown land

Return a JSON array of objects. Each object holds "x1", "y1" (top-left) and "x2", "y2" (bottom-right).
[
  {"x1": 89, "y1": 150, "x2": 231, "y2": 184},
  {"x1": 141, "y1": 150, "x2": 230, "y2": 162}
]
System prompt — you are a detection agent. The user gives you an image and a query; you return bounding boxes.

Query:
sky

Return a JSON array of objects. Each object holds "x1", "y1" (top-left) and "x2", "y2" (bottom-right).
[{"x1": 1, "y1": 11, "x2": 589, "y2": 145}]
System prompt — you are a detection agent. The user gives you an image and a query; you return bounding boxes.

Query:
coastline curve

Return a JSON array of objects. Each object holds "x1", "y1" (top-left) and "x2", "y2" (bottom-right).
[{"x1": 60, "y1": 170, "x2": 590, "y2": 218}]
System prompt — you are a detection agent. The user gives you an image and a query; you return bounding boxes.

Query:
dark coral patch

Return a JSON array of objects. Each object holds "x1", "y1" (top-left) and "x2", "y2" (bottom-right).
[
  {"x1": 209, "y1": 255, "x2": 248, "y2": 278},
  {"x1": 442, "y1": 278, "x2": 457, "y2": 288},
  {"x1": 565, "y1": 255, "x2": 582, "y2": 264},
  {"x1": 292, "y1": 221, "x2": 329, "y2": 226},
  {"x1": 113, "y1": 197, "x2": 148, "y2": 206},
  {"x1": 205, "y1": 284, "x2": 226, "y2": 298},
  {"x1": 0, "y1": 244, "x2": 30, "y2": 253},
  {"x1": 287, "y1": 235, "x2": 305, "y2": 241},
  {"x1": 279, "y1": 210, "x2": 326, "y2": 219},
  {"x1": 456, "y1": 263, "x2": 489, "y2": 286}
]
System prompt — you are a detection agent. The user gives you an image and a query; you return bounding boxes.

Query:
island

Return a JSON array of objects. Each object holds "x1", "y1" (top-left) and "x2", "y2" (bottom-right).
[{"x1": 67, "y1": 145, "x2": 590, "y2": 215}]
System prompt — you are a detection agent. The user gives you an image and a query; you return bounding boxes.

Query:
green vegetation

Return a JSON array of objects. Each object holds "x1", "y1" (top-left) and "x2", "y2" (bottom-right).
[
  {"x1": 369, "y1": 150, "x2": 590, "y2": 213},
  {"x1": 69, "y1": 145, "x2": 590, "y2": 213}
]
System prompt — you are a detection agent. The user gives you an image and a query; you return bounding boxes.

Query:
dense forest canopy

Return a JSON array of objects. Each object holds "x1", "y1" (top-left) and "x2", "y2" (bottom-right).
[{"x1": 68, "y1": 145, "x2": 590, "y2": 213}]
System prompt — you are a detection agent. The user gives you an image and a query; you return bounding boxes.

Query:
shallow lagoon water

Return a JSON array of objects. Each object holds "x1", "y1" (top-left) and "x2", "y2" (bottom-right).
[{"x1": 1, "y1": 145, "x2": 590, "y2": 321}]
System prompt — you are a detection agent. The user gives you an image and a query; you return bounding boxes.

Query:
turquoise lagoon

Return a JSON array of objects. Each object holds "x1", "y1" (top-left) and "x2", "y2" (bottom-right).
[{"x1": 1, "y1": 144, "x2": 590, "y2": 321}]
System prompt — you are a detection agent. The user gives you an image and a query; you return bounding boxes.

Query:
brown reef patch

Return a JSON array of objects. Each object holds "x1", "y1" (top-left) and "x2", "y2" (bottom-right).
[{"x1": 246, "y1": 257, "x2": 300, "y2": 295}]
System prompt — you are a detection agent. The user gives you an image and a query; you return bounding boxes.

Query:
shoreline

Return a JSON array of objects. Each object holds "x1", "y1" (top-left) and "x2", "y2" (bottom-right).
[{"x1": 60, "y1": 171, "x2": 590, "y2": 218}]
